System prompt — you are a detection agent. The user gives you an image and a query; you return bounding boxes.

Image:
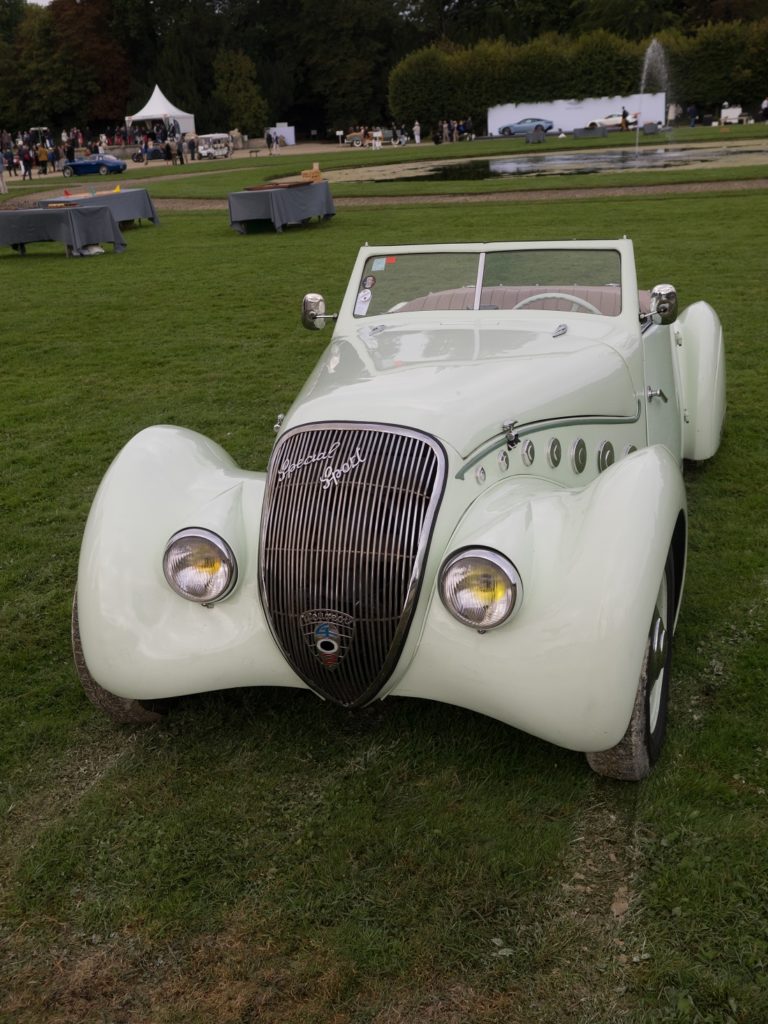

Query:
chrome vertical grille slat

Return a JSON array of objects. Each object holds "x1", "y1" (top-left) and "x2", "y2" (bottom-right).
[{"x1": 259, "y1": 423, "x2": 446, "y2": 707}]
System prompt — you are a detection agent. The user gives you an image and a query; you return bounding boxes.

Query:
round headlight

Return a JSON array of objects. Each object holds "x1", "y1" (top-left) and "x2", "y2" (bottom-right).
[
  {"x1": 439, "y1": 548, "x2": 522, "y2": 630},
  {"x1": 163, "y1": 528, "x2": 237, "y2": 604}
]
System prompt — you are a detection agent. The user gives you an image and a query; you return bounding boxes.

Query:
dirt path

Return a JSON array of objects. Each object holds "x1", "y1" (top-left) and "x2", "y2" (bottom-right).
[{"x1": 139, "y1": 175, "x2": 767, "y2": 213}]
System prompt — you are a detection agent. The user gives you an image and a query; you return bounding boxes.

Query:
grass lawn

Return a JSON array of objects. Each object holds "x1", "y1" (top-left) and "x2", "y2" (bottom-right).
[{"x1": 1, "y1": 185, "x2": 766, "y2": 1023}]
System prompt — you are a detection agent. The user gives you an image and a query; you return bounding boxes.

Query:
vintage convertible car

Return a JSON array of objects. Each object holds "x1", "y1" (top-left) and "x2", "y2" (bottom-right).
[
  {"x1": 62, "y1": 153, "x2": 127, "y2": 177},
  {"x1": 74, "y1": 239, "x2": 725, "y2": 780}
]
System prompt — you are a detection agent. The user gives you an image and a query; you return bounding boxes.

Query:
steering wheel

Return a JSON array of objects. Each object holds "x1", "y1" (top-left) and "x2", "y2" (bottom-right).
[{"x1": 513, "y1": 291, "x2": 602, "y2": 315}]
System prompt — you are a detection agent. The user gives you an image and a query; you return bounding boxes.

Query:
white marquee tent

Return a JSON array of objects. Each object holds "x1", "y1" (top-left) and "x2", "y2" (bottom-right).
[{"x1": 126, "y1": 85, "x2": 196, "y2": 135}]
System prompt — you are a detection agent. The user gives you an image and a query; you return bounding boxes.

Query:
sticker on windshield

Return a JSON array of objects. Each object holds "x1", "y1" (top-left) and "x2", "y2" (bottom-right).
[{"x1": 354, "y1": 274, "x2": 376, "y2": 316}]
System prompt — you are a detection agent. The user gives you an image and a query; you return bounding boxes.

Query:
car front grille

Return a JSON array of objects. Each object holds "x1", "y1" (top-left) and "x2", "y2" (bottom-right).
[{"x1": 259, "y1": 423, "x2": 446, "y2": 707}]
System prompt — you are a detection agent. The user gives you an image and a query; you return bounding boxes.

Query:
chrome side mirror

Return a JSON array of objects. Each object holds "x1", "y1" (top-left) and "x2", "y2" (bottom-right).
[
  {"x1": 650, "y1": 283, "x2": 678, "y2": 325},
  {"x1": 301, "y1": 292, "x2": 336, "y2": 331}
]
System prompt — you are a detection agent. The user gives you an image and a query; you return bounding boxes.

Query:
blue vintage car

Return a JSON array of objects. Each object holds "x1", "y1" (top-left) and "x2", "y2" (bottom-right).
[{"x1": 62, "y1": 153, "x2": 127, "y2": 178}]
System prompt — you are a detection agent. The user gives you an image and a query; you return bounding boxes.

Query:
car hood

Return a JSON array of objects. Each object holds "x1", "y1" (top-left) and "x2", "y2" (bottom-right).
[{"x1": 285, "y1": 323, "x2": 638, "y2": 459}]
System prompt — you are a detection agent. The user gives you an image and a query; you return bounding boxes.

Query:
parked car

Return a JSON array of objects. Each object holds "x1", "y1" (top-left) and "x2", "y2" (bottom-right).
[
  {"x1": 62, "y1": 153, "x2": 127, "y2": 177},
  {"x1": 498, "y1": 117, "x2": 554, "y2": 136},
  {"x1": 589, "y1": 112, "x2": 639, "y2": 129},
  {"x1": 345, "y1": 127, "x2": 407, "y2": 147},
  {"x1": 196, "y1": 133, "x2": 232, "y2": 158},
  {"x1": 73, "y1": 238, "x2": 725, "y2": 780}
]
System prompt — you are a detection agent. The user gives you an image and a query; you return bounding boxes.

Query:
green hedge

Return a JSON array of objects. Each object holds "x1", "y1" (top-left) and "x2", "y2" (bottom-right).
[{"x1": 389, "y1": 20, "x2": 768, "y2": 132}]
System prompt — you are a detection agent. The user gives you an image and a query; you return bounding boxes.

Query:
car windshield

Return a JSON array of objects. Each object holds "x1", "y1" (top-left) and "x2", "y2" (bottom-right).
[{"x1": 353, "y1": 249, "x2": 623, "y2": 318}]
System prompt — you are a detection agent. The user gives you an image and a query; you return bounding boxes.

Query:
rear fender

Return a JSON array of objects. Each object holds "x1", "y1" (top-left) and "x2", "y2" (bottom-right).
[{"x1": 676, "y1": 301, "x2": 726, "y2": 461}]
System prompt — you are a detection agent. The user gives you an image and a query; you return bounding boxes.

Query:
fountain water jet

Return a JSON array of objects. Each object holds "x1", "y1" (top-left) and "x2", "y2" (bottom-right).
[{"x1": 636, "y1": 39, "x2": 673, "y2": 152}]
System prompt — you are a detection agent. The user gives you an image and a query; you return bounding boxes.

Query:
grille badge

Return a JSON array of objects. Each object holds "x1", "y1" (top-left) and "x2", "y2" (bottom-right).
[{"x1": 301, "y1": 609, "x2": 355, "y2": 670}]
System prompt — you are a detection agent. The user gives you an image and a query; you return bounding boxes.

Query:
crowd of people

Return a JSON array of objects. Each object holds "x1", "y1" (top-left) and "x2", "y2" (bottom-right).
[
  {"x1": 434, "y1": 117, "x2": 475, "y2": 143},
  {"x1": 1, "y1": 129, "x2": 69, "y2": 178},
  {"x1": 0, "y1": 119, "x2": 205, "y2": 178},
  {"x1": 343, "y1": 117, "x2": 474, "y2": 148}
]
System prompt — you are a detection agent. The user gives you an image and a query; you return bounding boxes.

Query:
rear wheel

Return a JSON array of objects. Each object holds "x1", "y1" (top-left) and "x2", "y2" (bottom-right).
[
  {"x1": 72, "y1": 594, "x2": 161, "y2": 724},
  {"x1": 62, "y1": 166, "x2": 73, "y2": 177},
  {"x1": 586, "y1": 549, "x2": 674, "y2": 780},
  {"x1": 98, "y1": 164, "x2": 108, "y2": 175}
]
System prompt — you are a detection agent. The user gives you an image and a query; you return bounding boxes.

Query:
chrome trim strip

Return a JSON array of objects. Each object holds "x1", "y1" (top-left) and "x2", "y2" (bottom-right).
[
  {"x1": 472, "y1": 252, "x2": 486, "y2": 311},
  {"x1": 455, "y1": 399, "x2": 642, "y2": 480}
]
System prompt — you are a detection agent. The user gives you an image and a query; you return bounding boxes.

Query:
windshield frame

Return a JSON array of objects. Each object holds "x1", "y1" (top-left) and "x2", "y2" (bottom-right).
[{"x1": 344, "y1": 241, "x2": 637, "y2": 324}]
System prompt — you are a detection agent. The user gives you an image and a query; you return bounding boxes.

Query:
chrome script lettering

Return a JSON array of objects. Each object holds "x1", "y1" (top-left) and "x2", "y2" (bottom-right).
[
  {"x1": 277, "y1": 440, "x2": 340, "y2": 483},
  {"x1": 320, "y1": 447, "x2": 366, "y2": 490}
]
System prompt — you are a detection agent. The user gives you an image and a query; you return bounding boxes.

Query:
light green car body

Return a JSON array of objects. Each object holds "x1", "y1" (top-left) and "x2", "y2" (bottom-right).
[{"x1": 76, "y1": 239, "x2": 725, "y2": 761}]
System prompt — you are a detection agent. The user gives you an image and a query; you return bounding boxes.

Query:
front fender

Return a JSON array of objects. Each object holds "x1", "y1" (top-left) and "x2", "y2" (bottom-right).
[
  {"x1": 394, "y1": 446, "x2": 686, "y2": 752},
  {"x1": 77, "y1": 425, "x2": 304, "y2": 700}
]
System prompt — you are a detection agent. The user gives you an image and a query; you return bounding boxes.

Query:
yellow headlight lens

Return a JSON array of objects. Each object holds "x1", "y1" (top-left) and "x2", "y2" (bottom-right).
[
  {"x1": 439, "y1": 548, "x2": 522, "y2": 629},
  {"x1": 163, "y1": 529, "x2": 237, "y2": 604}
]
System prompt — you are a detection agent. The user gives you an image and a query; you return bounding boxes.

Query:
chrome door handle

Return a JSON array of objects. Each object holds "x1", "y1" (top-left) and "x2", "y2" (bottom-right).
[{"x1": 647, "y1": 386, "x2": 668, "y2": 403}]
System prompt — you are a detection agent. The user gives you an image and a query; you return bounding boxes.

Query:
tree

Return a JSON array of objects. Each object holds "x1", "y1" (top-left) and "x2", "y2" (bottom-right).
[
  {"x1": 49, "y1": 0, "x2": 131, "y2": 125},
  {"x1": 214, "y1": 49, "x2": 268, "y2": 135},
  {"x1": 9, "y1": 5, "x2": 63, "y2": 127},
  {"x1": 294, "y1": 0, "x2": 410, "y2": 131},
  {"x1": 0, "y1": 0, "x2": 24, "y2": 44},
  {"x1": 388, "y1": 44, "x2": 460, "y2": 131},
  {"x1": 570, "y1": 0, "x2": 682, "y2": 39}
]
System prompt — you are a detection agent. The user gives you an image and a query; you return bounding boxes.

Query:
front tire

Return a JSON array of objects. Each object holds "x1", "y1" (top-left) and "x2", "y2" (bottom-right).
[
  {"x1": 72, "y1": 594, "x2": 161, "y2": 724},
  {"x1": 62, "y1": 166, "x2": 73, "y2": 177},
  {"x1": 98, "y1": 164, "x2": 108, "y2": 175},
  {"x1": 586, "y1": 549, "x2": 674, "y2": 780}
]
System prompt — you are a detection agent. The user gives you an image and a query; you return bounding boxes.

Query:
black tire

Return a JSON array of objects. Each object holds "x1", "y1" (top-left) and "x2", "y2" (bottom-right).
[
  {"x1": 72, "y1": 594, "x2": 162, "y2": 724},
  {"x1": 586, "y1": 549, "x2": 674, "y2": 781},
  {"x1": 98, "y1": 165, "x2": 108, "y2": 175},
  {"x1": 62, "y1": 166, "x2": 73, "y2": 177}
]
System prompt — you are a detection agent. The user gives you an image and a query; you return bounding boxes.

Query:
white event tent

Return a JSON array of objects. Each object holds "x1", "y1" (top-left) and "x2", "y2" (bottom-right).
[{"x1": 126, "y1": 85, "x2": 196, "y2": 136}]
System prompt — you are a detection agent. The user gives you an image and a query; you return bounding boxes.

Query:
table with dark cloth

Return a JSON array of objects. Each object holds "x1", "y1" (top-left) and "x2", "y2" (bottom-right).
[
  {"x1": 37, "y1": 187, "x2": 159, "y2": 226},
  {"x1": 228, "y1": 181, "x2": 335, "y2": 234},
  {"x1": 0, "y1": 206, "x2": 127, "y2": 256}
]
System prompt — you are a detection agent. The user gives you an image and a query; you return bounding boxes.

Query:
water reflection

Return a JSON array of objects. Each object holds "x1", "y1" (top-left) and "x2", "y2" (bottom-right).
[{"x1": 376, "y1": 147, "x2": 758, "y2": 182}]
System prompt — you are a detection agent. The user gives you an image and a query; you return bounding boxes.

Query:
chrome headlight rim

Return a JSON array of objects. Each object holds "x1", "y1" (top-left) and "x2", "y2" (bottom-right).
[
  {"x1": 162, "y1": 527, "x2": 238, "y2": 605},
  {"x1": 439, "y1": 546, "x2": 523, "y2": 630}
]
